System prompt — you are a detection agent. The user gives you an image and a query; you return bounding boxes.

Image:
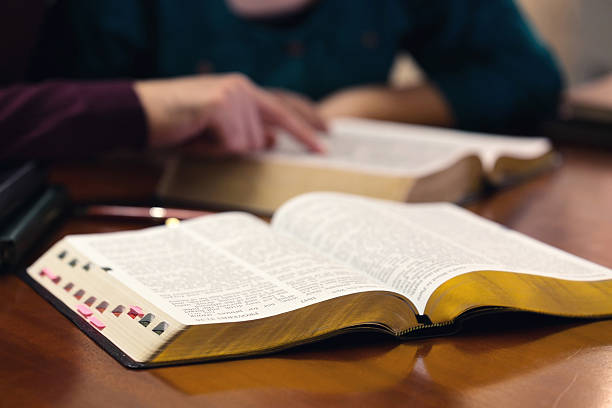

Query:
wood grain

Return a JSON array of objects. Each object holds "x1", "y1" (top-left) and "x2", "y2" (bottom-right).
[{"x1": 2, "y1": 145, "x2": 612, "y2": 408}]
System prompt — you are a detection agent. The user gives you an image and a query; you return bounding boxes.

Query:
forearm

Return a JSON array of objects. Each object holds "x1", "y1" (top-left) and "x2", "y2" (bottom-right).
[
  {"x1": 317, "y1": 83, "x2": 454, "y2": 127},
  {"x1": 0, "y1": 81, "x2": 147, "y2": 160}
]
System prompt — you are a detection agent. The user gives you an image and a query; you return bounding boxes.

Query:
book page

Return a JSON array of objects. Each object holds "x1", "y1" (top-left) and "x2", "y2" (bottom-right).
[
  {"x1": 260, "y1": 120, "x2": 474, "y2": 177},
  {"x1": 272, "y1": 192, "x2": 612, "y2": 314},
  {"x1": 66, "y1": 213, "x2": 393, "y2": 325},
  {"x1": 265, "y1": 118, "x2": 550, "y2": 173}
]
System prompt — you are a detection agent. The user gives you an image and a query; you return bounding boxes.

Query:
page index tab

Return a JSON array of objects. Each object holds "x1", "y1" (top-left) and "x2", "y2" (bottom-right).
[{"x1": 77, "y1": 304, "x2": 93, "y2": 317}]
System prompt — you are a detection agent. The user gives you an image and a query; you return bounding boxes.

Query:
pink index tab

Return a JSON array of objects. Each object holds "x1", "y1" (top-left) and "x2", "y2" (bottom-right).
[
  {"x1": 40, "y1": 268, "x2": 58, "y2": 280},
  {"x1": 89, "y1": 316, "x2": 106, "y2": 330},
  {"x1": 128, "y1": 306, "x2": 144, "y2": 319},
  {"x1": 76, "y1": 304, "x2": 93, "y2": 318}
]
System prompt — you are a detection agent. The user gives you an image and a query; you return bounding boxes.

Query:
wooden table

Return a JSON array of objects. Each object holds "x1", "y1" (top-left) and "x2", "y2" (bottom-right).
[{"x1": 1, "y1": 145, "x2": 611, "y2": 408}]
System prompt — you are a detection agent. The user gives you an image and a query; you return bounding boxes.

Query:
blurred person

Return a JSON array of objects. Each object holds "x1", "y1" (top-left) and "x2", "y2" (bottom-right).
[{"x1": 0, "y1": 0, "x2": 562, "y2": 160}]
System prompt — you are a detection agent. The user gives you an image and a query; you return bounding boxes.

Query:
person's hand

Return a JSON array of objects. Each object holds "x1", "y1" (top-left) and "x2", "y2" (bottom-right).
[
  {"x1": 317, "y1": 84, "x2": 454, "y2": 127},
  {"x1": 269, "y1": 89, "x2": 328, "y2": 133},
  {"x1": 133, "y1": 73, "x2": 326, "y2": 155}
]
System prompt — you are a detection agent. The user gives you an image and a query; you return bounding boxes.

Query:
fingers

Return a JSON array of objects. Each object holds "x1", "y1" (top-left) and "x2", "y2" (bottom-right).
[
  {"x1": 251, "y1": 87, "x2": 326, "y2": 153},
  {"x1": 241, "y1": 94, "x2": 266, "y2": 151},
  {"x1": 184, "y1": 73, "x2": 324, "y2": 155},
  {"x1": 212, "y1": 95, "x2": 248, "y2": 153},
  {"x1": 272, "y1": 91, "x2": 328, "y2": 132},
  {"x1": 210, "y1": 86, "x2": 266, "y2": 154},
  {"x1": 230, "y1": 95, "x2": 252, "y2": 152},
  {"x1": 136, "y1": 73, "x2": 326, "y2": 156},
  {"x1": 180, "y1": 131, "x2": 228, "y2": 157},
  {"x1": 263, "y1": 127, "x2": 276, "y2": 149}
]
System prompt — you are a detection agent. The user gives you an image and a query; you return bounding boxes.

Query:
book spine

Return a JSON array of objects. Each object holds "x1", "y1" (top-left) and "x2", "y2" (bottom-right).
[
  {"x1": 0, "y1": 161, "x2": 45, "y2": 221},
  {"x1": 0, "y1": 186, "x2": 67, "y2": 270}
]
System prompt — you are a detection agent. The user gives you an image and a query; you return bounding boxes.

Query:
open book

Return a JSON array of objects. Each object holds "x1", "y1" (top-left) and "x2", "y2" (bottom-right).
[
  {"x1": 158, "y1": 118, "x2": 558, "y2": 214},
  {"x1": 26, "y1": 192, "x2": 612, "y2": 367}
]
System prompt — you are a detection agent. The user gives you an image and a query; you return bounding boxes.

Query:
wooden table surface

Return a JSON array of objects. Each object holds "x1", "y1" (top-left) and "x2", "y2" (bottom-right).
[{"x1": 1, "y1": 145, "x2": 611, "y2": 408}]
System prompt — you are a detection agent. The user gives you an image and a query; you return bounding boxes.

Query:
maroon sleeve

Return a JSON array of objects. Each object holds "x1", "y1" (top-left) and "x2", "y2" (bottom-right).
[
  {"x1": 0, "y1": 81, "x2": 148, "y2": 160},
  {"x1": 0, "y1": 1, "x2": 148, "y2": 160}
]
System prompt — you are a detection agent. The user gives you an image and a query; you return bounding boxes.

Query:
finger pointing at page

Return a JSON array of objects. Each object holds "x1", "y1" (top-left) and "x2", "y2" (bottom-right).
[{"x1": 252, "y1": 87, "x2": 326, "y2": 153}]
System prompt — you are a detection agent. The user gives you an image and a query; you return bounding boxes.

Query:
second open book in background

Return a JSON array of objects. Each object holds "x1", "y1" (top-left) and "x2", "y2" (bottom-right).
[{"x1": 158, "y1": 118, "x2": 558, "y2": 213}]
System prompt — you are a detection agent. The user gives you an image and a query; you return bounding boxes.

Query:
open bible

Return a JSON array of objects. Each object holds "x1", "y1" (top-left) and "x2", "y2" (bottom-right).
[
  {"x1": 158, "y1": 118, "x2": 558, "y2": 213},
  {"x1": 26, "y1": 193, "x2": 612, "y2": 367}
]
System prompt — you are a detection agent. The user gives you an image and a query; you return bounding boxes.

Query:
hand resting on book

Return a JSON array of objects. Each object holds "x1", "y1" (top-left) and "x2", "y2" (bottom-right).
[{"x1": 134, "y1": 73, "x2": 327, "y2": 156}]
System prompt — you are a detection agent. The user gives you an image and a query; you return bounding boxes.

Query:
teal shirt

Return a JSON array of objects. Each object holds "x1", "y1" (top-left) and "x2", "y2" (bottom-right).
[{"x1": 34, "y1": 0, "x2": 562, "y2": 131}]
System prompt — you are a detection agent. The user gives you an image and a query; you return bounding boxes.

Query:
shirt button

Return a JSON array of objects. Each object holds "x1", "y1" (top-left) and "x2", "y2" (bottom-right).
[
  {"x1": 197, "y1": 60, "x2": 215, "y2": 73},
  {"x1": 361, "y1": 30, "x2": 379, "y2": 49},
  {"x1": 286, "y1": 40, "x2": 304, "y2": 57}
]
